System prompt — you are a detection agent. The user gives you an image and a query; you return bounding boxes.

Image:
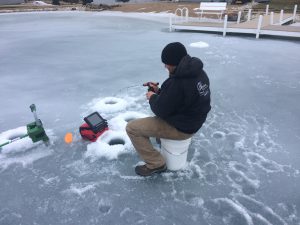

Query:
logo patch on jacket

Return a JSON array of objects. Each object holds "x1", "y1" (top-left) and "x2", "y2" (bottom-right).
[{"x1": 197, "y1": 81, "x2": 209, "y2": 96}]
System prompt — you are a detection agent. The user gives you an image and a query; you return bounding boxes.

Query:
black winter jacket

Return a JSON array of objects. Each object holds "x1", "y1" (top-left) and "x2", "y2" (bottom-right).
[{"x1": 149, "y1": 55, "x2": 211, "y2": 134}]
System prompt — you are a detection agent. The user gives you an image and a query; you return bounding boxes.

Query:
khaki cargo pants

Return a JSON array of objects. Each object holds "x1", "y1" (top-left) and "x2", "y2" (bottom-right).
[{"x1": 126, "y1": 116, "x2": 192, "y2": 169}]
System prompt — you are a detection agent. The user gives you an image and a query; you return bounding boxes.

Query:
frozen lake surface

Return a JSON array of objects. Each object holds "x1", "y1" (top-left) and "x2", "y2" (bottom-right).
[{"x1": 0, "y1": 11, "x2": 300, "y2": 225}]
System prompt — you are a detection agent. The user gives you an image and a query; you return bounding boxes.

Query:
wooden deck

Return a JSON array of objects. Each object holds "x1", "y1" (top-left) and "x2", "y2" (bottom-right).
[{"x1": 170, "y1": 12, "x2": 300, "y2": 39}]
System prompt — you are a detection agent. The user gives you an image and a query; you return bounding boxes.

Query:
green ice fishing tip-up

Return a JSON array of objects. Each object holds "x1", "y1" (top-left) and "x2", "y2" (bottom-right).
[{"x1": 0, "y1": 104, "x2": 49, "y2": 151}]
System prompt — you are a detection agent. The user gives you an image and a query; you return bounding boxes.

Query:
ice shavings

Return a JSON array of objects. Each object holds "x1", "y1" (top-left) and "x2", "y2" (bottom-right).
[
  {"x1": 189, "y1": 42, "x2": 209, "y2": 49},
  {"x1": 85, "y1": 130, "x2": 131, "y2": 160},
  {"x1": 0, "y1": 126, "x2": 36, "y2": 154},
  {"x1": 83, "y1": 94, "x2": 149, "y2": 161},
  {"x1": 162, "y1": 163, "x2": 199, "y2": 181},
  {"x1": 0, "y1": 127, "x2": 55, "y2": 170},
  {"x1": 0, "y1": 127, "x2": 55, "y2": 155},
  {"x1": 89, "y1": 97, "x2": 128, "y2": 114},
  {"x1": 119, "y1": 175, "x2": 145, "y2": 180},
  {"x1": 67, "y1": 182, "x2": 97, "y2": 196},
  {"x1": 41, "y1": 176, "x2": 60, "y2": 186},
  {"x1": 0, "y1": 148, "x2": 52, "y2": 170},
  {"x1": 108, "y1": 111, "x2": 148, "y2": 131}
]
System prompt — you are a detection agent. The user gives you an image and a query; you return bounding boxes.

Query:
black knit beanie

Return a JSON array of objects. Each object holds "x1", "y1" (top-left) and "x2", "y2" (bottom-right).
[{"x1": 161, "y1": 42, "x2": 187, "y2": 66}]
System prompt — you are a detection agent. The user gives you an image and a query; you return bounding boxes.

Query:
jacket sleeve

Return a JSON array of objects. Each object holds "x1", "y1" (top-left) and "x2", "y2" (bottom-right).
[{"x1": 149, "y1": 81, "x2": 182, "y2": 118}]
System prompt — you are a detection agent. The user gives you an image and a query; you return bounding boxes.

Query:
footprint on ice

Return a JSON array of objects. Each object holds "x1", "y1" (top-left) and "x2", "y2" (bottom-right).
[
  {"x1": 212, "y1": 131, "x2": 225, "y2": 139},
  {"x1": 236, "y1": 194, "x2": 287, "y2": 225},
  {"x1": 98, "y1": 199, "x2": 112, "y2": 214},
  {"x1": 245, "y1": 152, "x2": 283, "y2": 173},
  {"x1": 204, "y1": 198, "x2": 253, "y2": 225},
  {"x1": 85, "y1": 130, "x2": 131, "y2": 160},
  {"x1": 189, "y1": 41, "x2": 209, "y2": 48},
  {"x1": 228, "y1": 162, "x2": 259, "y2": 195}
]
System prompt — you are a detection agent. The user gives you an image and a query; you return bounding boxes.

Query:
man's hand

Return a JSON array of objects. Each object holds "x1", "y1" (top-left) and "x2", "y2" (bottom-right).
[
  {"x1": 146, "y1": 91, "x2": 155, "y2": 100},
  {"x1": 143, "y1": 82, "x2": 159, "y2": 93}
]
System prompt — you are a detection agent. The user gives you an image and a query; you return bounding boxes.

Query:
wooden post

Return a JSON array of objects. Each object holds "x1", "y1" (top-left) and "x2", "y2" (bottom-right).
[
  {"x1": 279, "y1": 9, "x2": 283, "y2": 24},
  {"x1": 293, "y1": 5, "x2": 298, "y2": 22},
  {"x1": 247, "y1": 9, "x2": 252, "y2": 21},
  {"x1": 256, "y1": 15, "x2": 263, "y2": 39},
  {"x1": 237, "y1": 11, "x2": 242, "y2": 24},
  {"x1": 265, "y1": 4, "x2": 269, "y2": 15},
  {"x1": 223, "y1": 14, "x2": 228, "y2": 37},
  {"x1": 270, "y1": 12, "x2": 274, "y2": 25}
]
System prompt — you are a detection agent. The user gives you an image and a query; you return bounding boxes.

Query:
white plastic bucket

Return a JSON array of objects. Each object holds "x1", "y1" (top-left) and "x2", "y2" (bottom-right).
[{"x1": 160, "y1": 138, "x2": 192, "y2": 171}]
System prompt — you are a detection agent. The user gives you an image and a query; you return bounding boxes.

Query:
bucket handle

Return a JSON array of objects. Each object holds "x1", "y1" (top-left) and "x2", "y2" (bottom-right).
[{"x1": 162, "y1": 147, "x2": 188, "y2": 156}]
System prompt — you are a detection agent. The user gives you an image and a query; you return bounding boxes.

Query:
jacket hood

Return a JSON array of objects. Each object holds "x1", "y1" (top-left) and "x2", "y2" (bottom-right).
[{"x1": 173, "y1": 55, "x2": 204, "y2": 78}]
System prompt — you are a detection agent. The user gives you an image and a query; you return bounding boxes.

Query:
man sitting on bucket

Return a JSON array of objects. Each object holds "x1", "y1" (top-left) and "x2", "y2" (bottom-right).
[{"x1": 126, "y1": 42, "x2": 211, "y2": 176}]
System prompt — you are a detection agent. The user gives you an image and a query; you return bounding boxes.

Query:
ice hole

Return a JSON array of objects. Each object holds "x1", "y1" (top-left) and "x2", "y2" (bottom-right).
[
  {"x1": 124, "y1": 117, "x2": 135, "y2": 122},
  {"x1": 108, "y1": 138, "x2": 125, "y2": 146},
  {"x1": 105, "y1": 100, "x2": 117, "y2": 105}
]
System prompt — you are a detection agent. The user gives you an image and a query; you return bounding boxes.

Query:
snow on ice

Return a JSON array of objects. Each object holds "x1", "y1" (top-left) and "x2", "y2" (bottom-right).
[{"x1": 190, "y1": 41, "x2": 210, "y2": 49}]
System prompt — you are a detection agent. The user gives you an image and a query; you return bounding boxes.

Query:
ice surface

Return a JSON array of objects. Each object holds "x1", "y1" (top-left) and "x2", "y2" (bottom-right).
[{"x1": 0, "y1": 11, "x2": 300, "y2": 225}]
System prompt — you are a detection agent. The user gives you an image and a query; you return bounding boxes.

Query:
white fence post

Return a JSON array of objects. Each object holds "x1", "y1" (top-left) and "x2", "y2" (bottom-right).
[
  {"x1": 182, "y1": 7, "x2": 189, "y2": 22},
  {"x1": 270, "y1": 11, "x2": 274, "y2": 25},
  {"x1": 265, "y1": 4, "x2": 269, "y2": 15},
  {"x1": 247, "y1": 9, "x2": 252, "y2": 21},
  {"x1": 279, "y1": 9, "x2": 283, "y2": 24},
  {"x1": 293, "y1": 5, "x2": 298, "y2": 22},
  {"x1": 237, "y1": 11, "x2": 242, "y2": 24},
  {"x1": 223, "y1": 14, "x2": 228, "y2": 37},
  {"x1": 169, "y1": 14, "x2": 173, "y2": 32},
  {"x1": 175, "y1": 8, "x2": 181, "y2": 23},
  {"x1": 256, "y1": 15, "x2": 263, "y2": 39}
]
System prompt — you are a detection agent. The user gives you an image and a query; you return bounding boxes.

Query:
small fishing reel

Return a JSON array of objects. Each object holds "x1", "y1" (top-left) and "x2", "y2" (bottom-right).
[{"x1": 144, "y1": 82, "x2": 159, "y2": 92}]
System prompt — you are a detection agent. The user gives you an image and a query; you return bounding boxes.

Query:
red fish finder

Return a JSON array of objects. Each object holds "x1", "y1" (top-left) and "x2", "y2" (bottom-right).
[{"x1": 79, "y1": 112, "x2": 108, "y2": 142}]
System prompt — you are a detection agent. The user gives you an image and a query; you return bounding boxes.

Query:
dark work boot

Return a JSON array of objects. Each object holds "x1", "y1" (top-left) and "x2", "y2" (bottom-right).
[{"x1": 135, "y1": 164, "x2": 167, "y2": 177}]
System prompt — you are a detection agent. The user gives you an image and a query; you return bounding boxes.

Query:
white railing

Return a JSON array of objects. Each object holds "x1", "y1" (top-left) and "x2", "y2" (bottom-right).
[
  {"x1": 170, "y1": 4, "x2": 299, "y2": 38},
  {"x1": 174, "y1": 7, "x2": 189, "y2": 23},
  {"x1": 247, "y1": 4, "x2": 298, "y2": 25},
  {"x1": 170, "y1": 7, "x2": 189, "y2": 32},
  {"x1": 293, "y1": 5, "x2": 298, "y2": 22}
]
